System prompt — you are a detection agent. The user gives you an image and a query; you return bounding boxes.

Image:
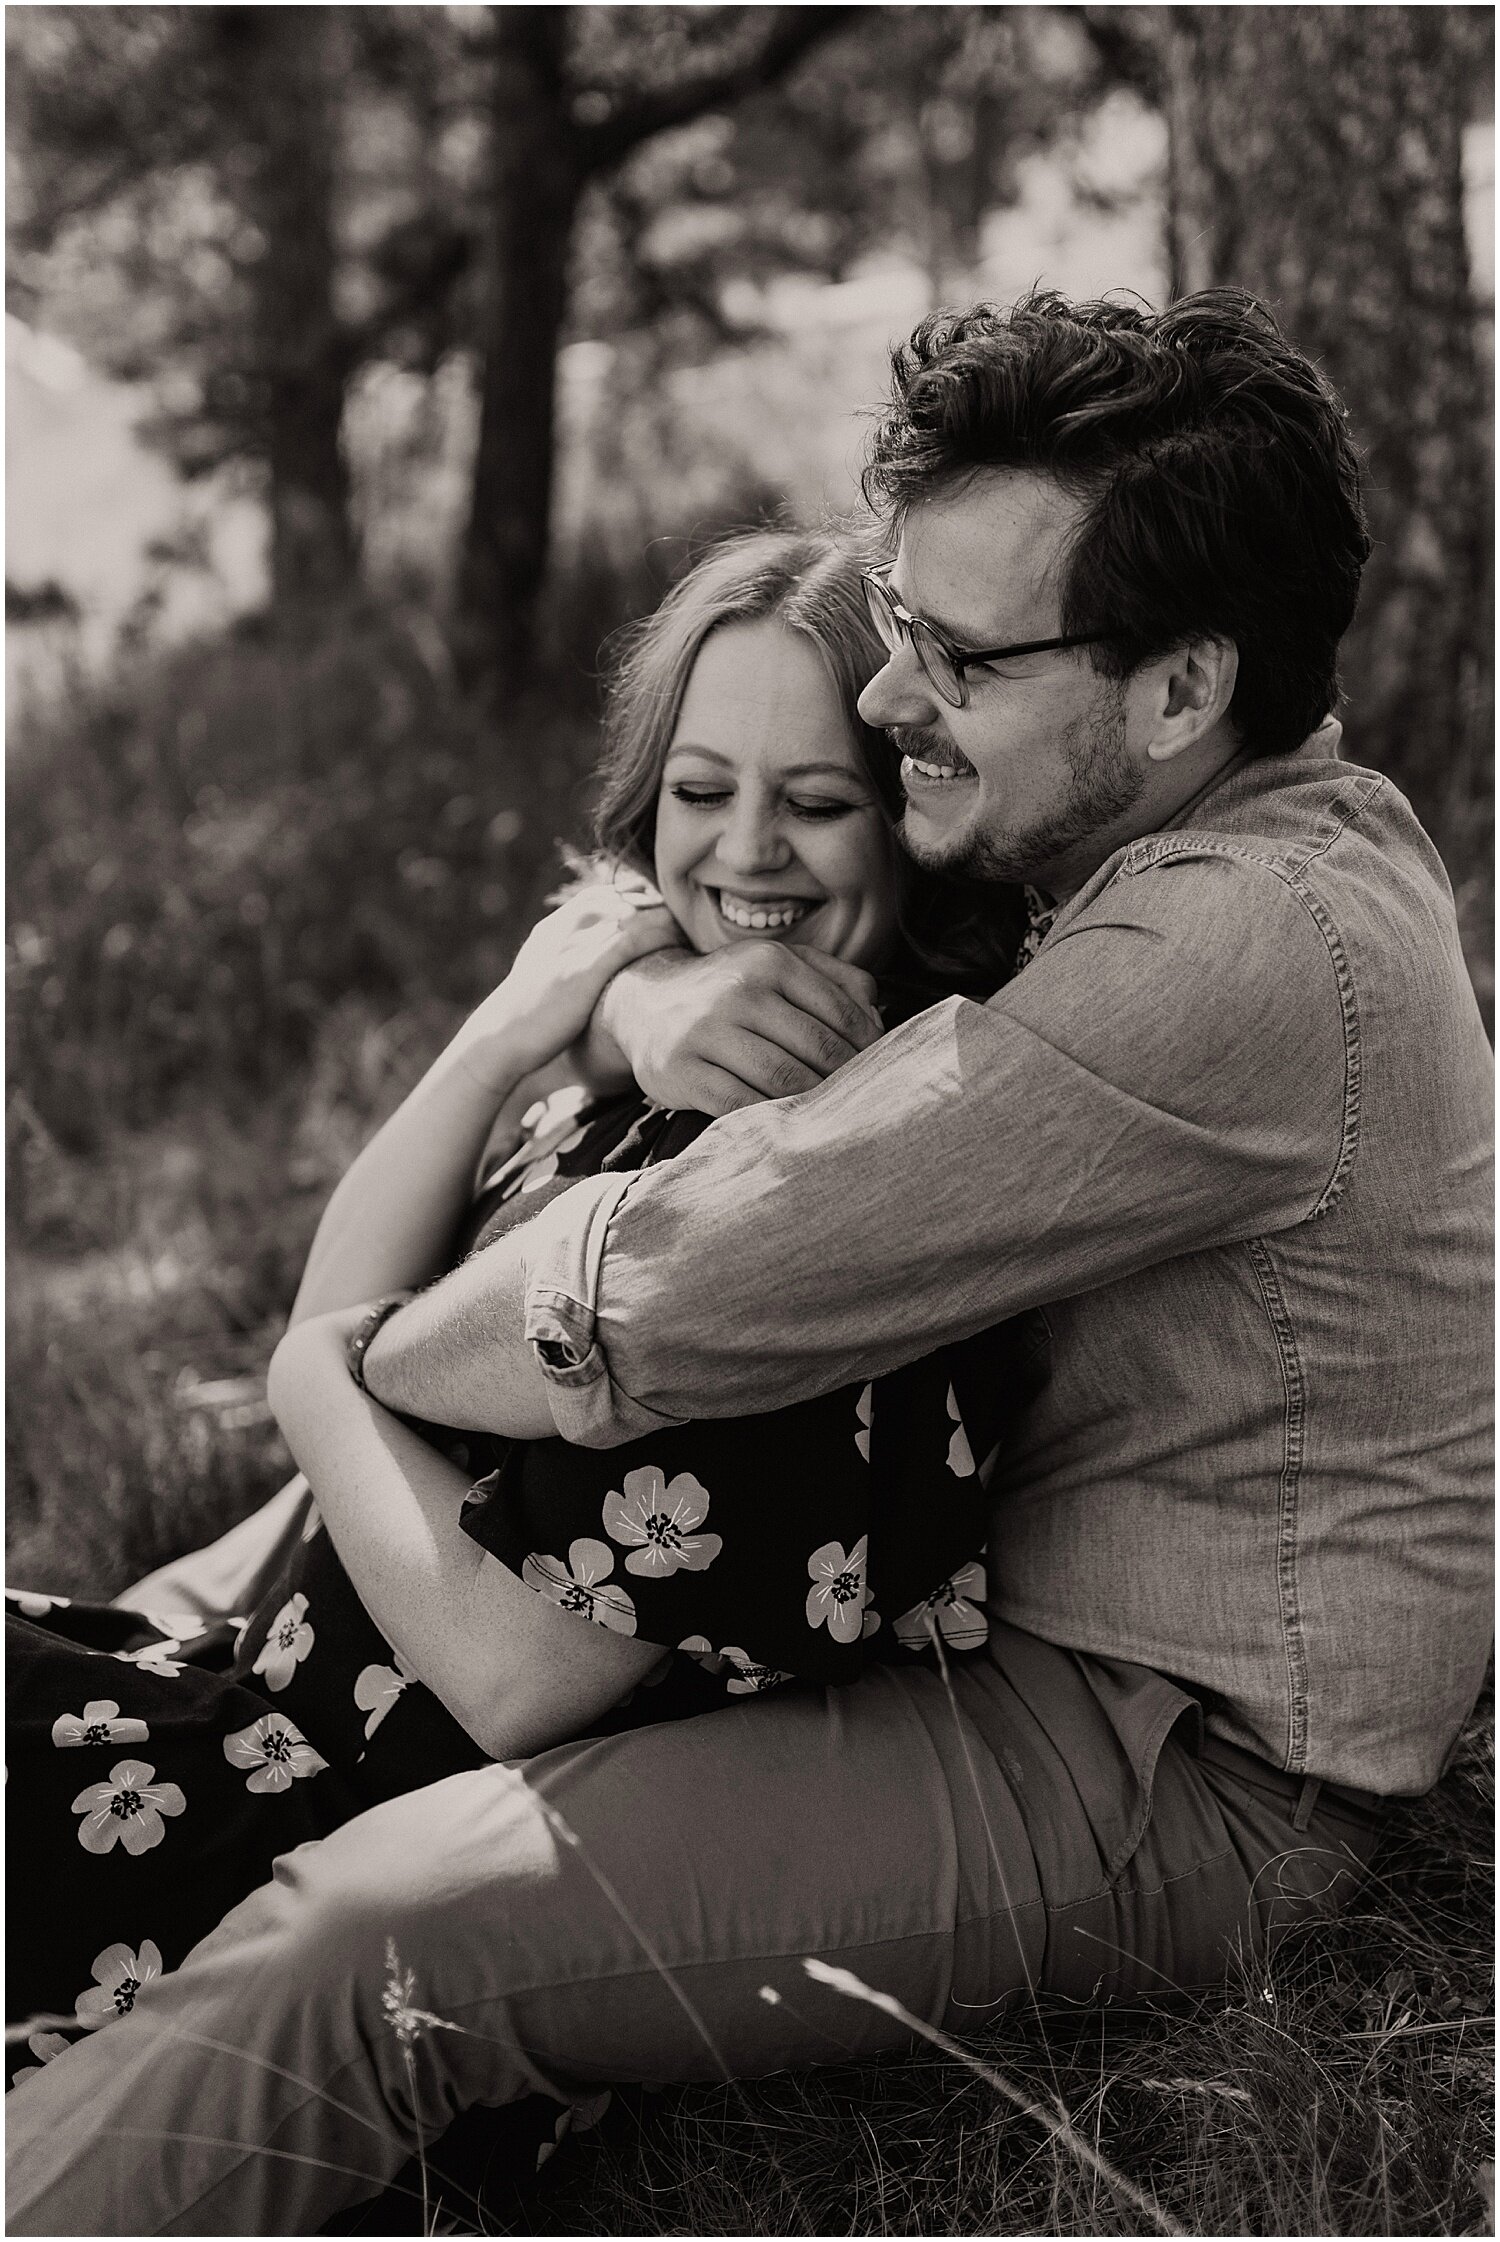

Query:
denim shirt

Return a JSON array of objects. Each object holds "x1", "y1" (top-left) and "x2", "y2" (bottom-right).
[{"x1": 518, "y1": 748, "x2": 1494, "y2": 1794}]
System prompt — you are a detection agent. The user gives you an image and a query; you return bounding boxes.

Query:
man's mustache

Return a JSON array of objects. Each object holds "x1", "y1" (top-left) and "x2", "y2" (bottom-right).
[{"x1": 887, "y1": 724, "x2": 978, "y2": 776}]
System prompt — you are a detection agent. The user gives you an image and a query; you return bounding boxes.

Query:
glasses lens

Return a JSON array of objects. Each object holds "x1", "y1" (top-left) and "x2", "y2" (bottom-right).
[
  {"x1": 863, "y1": 575, "x2": 902, "y2": 655},
  {"x1": 911, "y1": 622, "x2": 965, "y2": 709}
]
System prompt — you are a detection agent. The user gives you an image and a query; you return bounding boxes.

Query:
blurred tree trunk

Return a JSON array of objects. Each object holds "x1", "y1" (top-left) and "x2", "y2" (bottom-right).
[
  {"x1": 452, "y1": 12, "x2": 583, "y2": 702},
  {"x1": 219, "y1": 6, "x2": 357, "y2": 611},
  {"x1": 453, "y1": 5, "x2": 861, "y2": 707},
  {"x1": 1162, "y1": 6, "x2": 1491, "y2": 857}
]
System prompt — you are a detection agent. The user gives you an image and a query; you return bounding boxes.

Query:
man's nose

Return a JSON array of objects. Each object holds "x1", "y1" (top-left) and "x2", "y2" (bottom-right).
[{"x1": 857, "y1": 644, "x2": 939, "y2": 729}]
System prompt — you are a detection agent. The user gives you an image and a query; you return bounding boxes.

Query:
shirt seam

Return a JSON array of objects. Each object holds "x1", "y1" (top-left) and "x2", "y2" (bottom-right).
[
  {"x1": 1242, "y1": 1235, "x2": 1311, "y2": 1774},
  {"x1": 1115, "y1": 837, "x2": 1361, "y2": 1216}
]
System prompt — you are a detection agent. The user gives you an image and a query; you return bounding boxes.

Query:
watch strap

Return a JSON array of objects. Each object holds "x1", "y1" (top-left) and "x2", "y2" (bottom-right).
[{"x1": 346, "y1": 1290, "x2": 417, "y2": 1393}]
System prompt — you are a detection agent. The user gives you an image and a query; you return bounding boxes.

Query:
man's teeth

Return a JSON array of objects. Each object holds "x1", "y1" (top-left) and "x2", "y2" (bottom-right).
[
  {"x1": 901, "y1": 753, "x2": 973, "y2": 784},
  {"x1": 715, "y1": 892, "x2": 815, "y2": 931}
]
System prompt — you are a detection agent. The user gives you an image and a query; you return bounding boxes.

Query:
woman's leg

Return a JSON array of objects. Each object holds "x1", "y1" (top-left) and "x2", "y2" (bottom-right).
[
  {"x1": 6, "y1": 1663, "x2": 1036, "y2": 2234},
  {"x1": 6, "y1": 1646, "x2": 1376, "y2": 2238}
]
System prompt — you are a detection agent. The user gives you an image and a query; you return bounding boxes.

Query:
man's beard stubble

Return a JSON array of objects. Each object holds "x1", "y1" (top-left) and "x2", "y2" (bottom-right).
[{"x1": 891, "y1": 690, "x2": 1144, "y2": 887}]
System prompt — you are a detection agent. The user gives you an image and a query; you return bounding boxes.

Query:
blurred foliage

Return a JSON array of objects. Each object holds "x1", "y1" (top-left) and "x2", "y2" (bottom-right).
[
  {"x1": 7, "y1": 7, "x2": 1121, "y2": 448},
  {"x1": 7, "y1": 6, "x2": 1132, "y2": 678},
  {"x1": 6, "y1": 612, "x2": 567, "y2": 1149}
]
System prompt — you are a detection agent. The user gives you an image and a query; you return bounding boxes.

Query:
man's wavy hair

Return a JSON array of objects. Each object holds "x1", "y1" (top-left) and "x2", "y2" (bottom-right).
[
  {"x1": 592, "y1": 526, "x2": 1020, "y2": 999},
  {"x1": 863, "y1": 289, "x2": 1372, "y2": 756}
]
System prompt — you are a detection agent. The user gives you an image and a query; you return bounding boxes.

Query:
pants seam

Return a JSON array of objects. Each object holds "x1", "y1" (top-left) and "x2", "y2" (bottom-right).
[{"x1": 1041, "y1": 1839, "x2": 1240, "y2": 1916}]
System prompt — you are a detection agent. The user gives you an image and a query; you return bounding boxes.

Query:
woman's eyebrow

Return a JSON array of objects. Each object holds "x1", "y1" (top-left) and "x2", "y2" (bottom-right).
[{"x1": 666, "y1": 745, "x2": 863, "y2": 783}]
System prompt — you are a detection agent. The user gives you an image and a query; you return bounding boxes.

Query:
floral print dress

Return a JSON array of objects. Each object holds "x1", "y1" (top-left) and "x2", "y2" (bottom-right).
[{"x1": 5, "y1": 1025, "x2": 1045, "y2": 2087}]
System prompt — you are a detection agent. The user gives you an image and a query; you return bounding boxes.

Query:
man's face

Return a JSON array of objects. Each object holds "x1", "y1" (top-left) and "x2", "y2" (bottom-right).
[{"x1": 856, "y1": 469, "x2": 1145, "y2": 896}]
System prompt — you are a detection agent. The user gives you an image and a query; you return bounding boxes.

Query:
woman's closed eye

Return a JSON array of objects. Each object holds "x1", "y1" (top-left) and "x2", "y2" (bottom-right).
[{"x1": 666, "y1": 783, "x2": 863, "y2": 823}]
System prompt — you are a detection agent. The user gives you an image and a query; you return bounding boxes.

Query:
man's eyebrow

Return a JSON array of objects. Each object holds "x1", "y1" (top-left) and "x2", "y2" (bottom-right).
[{"x1": 885, "y1": 574, "x2": 996, "y2": 653}]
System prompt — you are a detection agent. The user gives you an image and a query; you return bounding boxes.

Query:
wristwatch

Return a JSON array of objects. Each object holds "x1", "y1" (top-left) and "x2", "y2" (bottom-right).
[{"x1": 346, "y1": 1291, "x2": 417, "y2": 1394}]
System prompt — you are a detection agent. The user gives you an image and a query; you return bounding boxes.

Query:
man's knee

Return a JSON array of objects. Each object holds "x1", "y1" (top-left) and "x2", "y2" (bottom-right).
[{"x1": 233, "y1": 1764, "x2": 574, "y2": 2001}]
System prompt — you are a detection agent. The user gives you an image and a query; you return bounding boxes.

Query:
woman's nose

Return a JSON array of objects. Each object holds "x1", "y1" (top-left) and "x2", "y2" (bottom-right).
[
  {"x1": 858, "y1": 644, "x2": 938, "y2": 729},
  {"x1": 716, "y1": 796, "x2": 791, "y2": 874}
]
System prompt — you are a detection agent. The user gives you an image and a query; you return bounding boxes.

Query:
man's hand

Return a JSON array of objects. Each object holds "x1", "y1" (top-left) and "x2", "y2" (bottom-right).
[{"x1": 578, "y1": 941, "x2": 884, "y2": 1115}]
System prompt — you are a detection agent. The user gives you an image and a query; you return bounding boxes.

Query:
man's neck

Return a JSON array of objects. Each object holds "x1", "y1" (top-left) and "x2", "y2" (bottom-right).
[{"x1": 1032, "y1": 741, "x2": 1249, "y2": 906}]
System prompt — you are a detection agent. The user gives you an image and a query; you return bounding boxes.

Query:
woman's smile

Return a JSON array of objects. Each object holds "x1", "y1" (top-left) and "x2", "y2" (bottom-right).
[{"x1": 705, "y1": 886, "x2": 822, "y2": 935}]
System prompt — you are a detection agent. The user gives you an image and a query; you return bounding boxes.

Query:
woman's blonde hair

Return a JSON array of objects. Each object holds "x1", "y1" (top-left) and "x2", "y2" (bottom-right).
[{"x1": 592, "y1": 526, "x2": 1020, "y2": 1000}]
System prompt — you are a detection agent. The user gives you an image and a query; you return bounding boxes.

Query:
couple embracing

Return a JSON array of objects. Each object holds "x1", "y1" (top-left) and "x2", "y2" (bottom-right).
[{"x1": 7, "y1": 289, "x2": 1492, "y2": 2235}]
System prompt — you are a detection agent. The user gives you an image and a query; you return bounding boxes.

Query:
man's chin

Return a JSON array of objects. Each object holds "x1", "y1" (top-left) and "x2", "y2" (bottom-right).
[
  {"x1": 899, "y1": 805, "x2": 1037, "y2": 887},
  {"x1": 901, "y1": 802, "x2": 987, "y2": 873}
]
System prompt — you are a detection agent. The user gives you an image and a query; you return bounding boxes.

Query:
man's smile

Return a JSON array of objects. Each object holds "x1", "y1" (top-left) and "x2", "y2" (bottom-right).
[{"x1": 890, "y1": 725, "x2": 978, "y2": 794}]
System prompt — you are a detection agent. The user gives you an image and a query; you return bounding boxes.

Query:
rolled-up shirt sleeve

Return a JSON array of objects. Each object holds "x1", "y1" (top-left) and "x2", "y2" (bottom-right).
[{"x1": 523, "y1": 849, "x2": 1353, "y2": 1447}]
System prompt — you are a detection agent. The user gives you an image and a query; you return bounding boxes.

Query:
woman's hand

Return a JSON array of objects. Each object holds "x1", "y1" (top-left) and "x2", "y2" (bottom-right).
[{"x1": 455, "y1": 884, "x2": 683, "y2": 1094}]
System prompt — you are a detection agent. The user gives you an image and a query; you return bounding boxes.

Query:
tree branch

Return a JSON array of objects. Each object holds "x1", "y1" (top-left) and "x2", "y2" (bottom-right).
[
  {"x1": 575, "y1": 6, "x2": 865, "y2": 176},
  {"x1": 1071, "y1": 5, "x2": 1165, "y2": 104}
]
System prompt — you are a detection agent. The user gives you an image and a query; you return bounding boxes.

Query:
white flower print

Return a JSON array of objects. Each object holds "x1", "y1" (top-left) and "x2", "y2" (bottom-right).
[
  {"x1": 252, "y1": 1592, "x2": 315, "y2": 1691},
  {"x1": 946, "y1": 1385, "x2": 976, "y2": 1478},
  {"x1": 74, "y1": 1940, "x2": 164, "y2": 2028},
  {"x1": 482, "y1": 1086, "x2": 593, "y2": 1199},
  {"x1": 894, "y1": 1561, "x2": 989, "y2": 1654},
  {"x1": 720, "y1": 1646, "x2": 793, "y2": 1696},
  {"x1": 52, "y1": 1699, "x2": 150, "y2": 1751},
  {"x1": 223, "y1": 1713, "x2": 329, "y2": 1793},
  {"x1": 522, "y1": 1539, "x2": 636, "y2": 1633},
  {"x1": 805, "y1": 1537, "x2": 877, "y2": 1644},
  {"x1": 602, "y1": 1466, "x2": 722, "y2": 1578},
  {"x1": 113, "y1": 1638, "x2": 186, "y2": 1679},
  {"x1": 353, "y1": 1650, "x2": 419, "y2": 1743},
  {"x1": 678, "y1": 1633, "x2": 725, "y2": 1672},
  {"x1": 138, "y1": 1609, "x2": 209, "y2": 1644},
  {"x1": 8, "y1": 1589, "x2": 71, "y2": 1619},
  {"x1": 9, "y1": 2030, "x2": 72, "y2": 2085},
  {"x1": 72, "y1": 1760, "x2": 187, "y2": 1855},
  {"x1": 516, "y1": 1122, "x2": 590, "y2": 1195},
  {"x1": 854, "y1": 1384, "x2": 873, "y2": 1463}
]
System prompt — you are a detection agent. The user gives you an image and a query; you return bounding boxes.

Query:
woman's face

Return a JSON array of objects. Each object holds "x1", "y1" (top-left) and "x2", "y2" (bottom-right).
[{"x1": 653, "y1": 619, "x2": 899, "y2": 970}]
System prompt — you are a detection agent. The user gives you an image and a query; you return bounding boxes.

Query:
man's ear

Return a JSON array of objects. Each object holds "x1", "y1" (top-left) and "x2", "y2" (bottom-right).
[{"x1": 1144, "y1": 637, "x2": 1239, "y2": 764}]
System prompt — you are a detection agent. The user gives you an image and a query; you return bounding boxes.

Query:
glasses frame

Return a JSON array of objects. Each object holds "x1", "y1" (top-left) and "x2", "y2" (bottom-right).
[{"x1": 862, "y1": 569, "x2": 1119, "y2": 710}]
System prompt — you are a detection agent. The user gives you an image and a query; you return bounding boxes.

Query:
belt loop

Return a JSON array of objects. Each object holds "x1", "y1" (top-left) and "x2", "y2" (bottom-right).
[{"x1": 1291, "y1": 1775, "x2": 1323, "y2": 1832}]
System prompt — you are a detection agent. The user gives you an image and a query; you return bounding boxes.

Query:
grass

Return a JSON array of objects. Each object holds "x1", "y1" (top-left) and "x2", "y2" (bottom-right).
[{"x1": 6, "y1": 610, "x2": 1494, "y2": 2235}]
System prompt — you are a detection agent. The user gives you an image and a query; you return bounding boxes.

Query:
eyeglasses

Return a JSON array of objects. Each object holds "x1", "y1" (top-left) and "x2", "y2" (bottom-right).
[{"x1": 862, "y1": 569, "x2": 1118, "y2": 710}]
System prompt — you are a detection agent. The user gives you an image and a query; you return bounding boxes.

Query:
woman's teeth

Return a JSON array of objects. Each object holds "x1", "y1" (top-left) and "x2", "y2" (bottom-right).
[{"x1": 714, "y1": 891, "x2": 815, "y2": 931}]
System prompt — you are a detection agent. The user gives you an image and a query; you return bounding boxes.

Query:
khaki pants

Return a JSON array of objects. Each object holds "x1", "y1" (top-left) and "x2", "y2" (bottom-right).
[{"x1": 7, "y1": 1572, "x2": 1379, "y2": 2237}]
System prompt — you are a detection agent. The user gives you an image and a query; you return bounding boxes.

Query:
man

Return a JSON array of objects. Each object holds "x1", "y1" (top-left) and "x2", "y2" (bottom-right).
[{"x1": 9, "y1": 291, "x2": 1491, "y2": 2235}]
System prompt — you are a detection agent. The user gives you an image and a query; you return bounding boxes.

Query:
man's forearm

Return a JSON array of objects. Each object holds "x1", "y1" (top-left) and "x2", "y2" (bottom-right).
[{"x1": 360, "y1": 1237, "x2": 561, "y2": 1438}]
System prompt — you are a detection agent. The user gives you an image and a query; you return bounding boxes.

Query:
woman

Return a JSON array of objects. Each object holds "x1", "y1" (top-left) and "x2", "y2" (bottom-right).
[{"x1": 6, "y1": 529, "x2": 1031, "y2": 2078}]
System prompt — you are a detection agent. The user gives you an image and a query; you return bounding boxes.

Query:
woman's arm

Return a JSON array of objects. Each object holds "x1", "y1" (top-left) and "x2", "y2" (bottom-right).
[
  {"x1": 267, "y1": 1311, "x2": 664, "y2": 1757},
  {"x1": 291, "y1": 888, "x2": 679, "y2": 1326}
]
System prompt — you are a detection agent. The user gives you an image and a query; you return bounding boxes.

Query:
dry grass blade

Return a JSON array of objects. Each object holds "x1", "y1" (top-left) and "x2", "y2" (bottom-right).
[{"x1": 797, "y1": 1959, "x2": 1187, "y2": 2238}]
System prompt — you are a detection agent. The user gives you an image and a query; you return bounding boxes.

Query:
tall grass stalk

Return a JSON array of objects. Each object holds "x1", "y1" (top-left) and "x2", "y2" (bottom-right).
[{"x1": 792, "y1": 1961, "x2": 1185, "y2": 2238}]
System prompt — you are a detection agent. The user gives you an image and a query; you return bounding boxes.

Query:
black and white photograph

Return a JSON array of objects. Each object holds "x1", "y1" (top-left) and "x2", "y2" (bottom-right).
[{"x1": 5, "y1": 5, "x2": 1494, "y2": 2234}]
